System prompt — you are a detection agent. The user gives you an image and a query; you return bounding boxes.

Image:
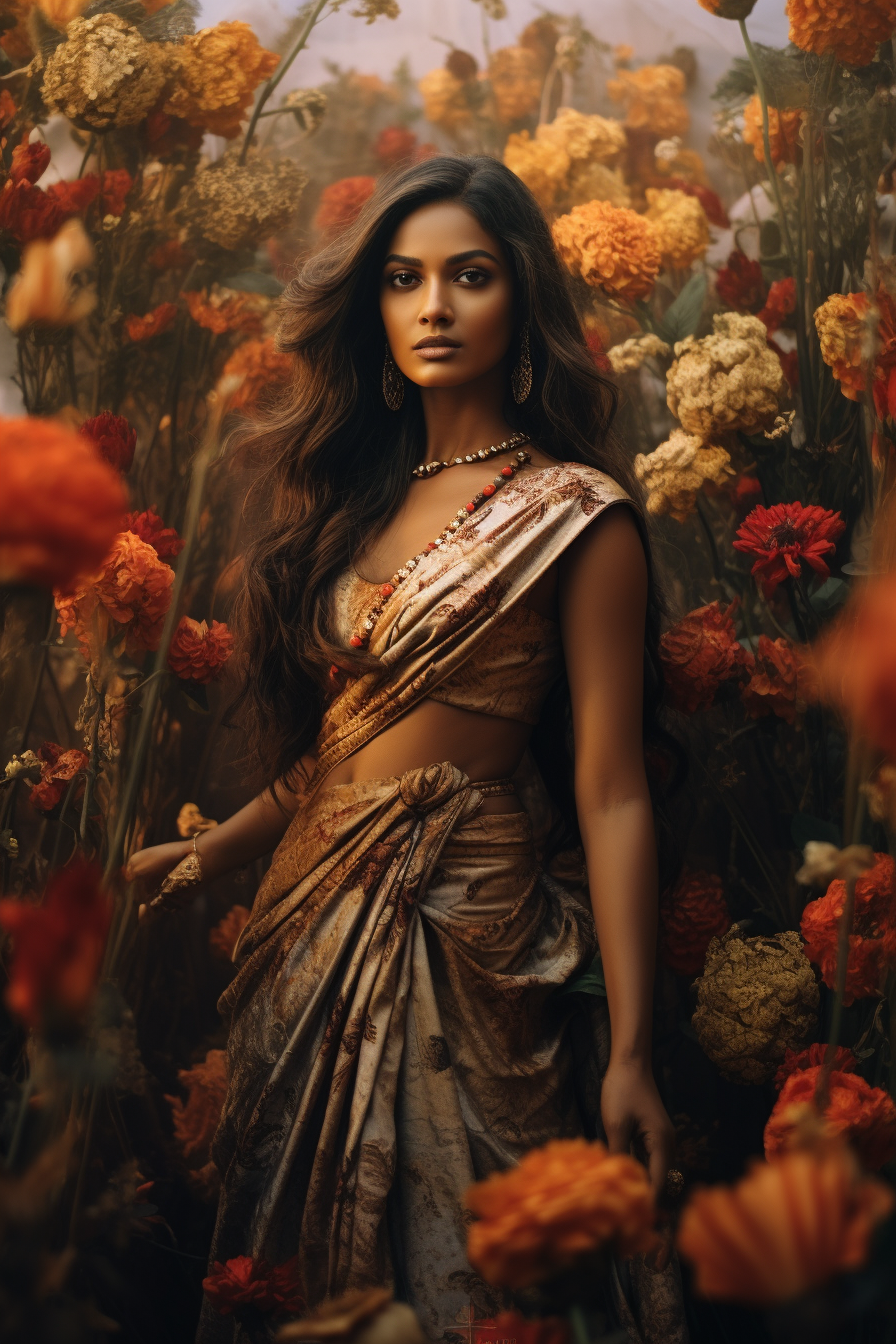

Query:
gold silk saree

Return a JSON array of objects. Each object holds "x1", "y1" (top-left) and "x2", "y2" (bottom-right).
[{"x1": 199, "y1": 464, "x2": 688, "y2": 1344}]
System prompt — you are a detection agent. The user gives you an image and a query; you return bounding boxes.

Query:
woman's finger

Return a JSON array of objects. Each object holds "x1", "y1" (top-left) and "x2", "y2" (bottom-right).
[{"x1": 646, "y1": 1125, "x2": 673, "y2": 1190}]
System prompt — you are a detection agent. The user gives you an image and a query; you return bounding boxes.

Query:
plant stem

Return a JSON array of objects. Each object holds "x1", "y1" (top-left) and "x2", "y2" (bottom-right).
[
  {"x1": 239, "y1": 0, "x2": 330, "y2": 166},
  {"x1": 568, "y1": 1306, "x2": 591, "y2": 1344},
  {"x1": 79, "y1": 684, "x2": 104, "y2": 844}
]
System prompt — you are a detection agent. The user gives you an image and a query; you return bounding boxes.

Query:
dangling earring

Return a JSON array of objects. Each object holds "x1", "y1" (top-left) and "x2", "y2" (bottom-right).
[
  {"x1": 383, "y1": 342, "x2": 404, "y2": 411},
  {"x1": 511, "y1": 323, "x2": 533, "y2": 405}
]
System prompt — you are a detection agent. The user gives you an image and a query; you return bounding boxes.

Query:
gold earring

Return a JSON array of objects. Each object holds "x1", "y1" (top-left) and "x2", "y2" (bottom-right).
[
  {"x1": 511, "y1": 323, "x2": 532, "y2": 405},
  {"x1": 383, "y1": 343, "x2": 404, "y2": 411}
]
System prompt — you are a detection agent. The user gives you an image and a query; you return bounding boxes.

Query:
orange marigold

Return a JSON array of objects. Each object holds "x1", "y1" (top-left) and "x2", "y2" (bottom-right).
[
  {"x1": 125, "y1": 301, "x2": 178, "y2": 342},
  {"x1": 314, "y1": 176, "x2": 377, "y2": 235},
  {"x1": 678, "y1": 1144, "x2": 894, "y2": 1303},
  {"x1": 165, "y1": 1048, "x2": 227, "y2": 1165},
  {"x1": 552, "y1": 201, "x2": 661, "y2": 303},
  {"x1": 774, "y1": 1043, "x2": 857, "y2": 1092},
  {"x1": 740, "y1": 635, "x2": 809, "y2": 725},
  {"x1": 787, "y1": 0, "x2": 896, "y2": 67},
  {"x1": 219, "y1": 337, "x2": 293, "y2": 413},
  {"x1": 660, "y1": 870, "x2": 730, "y2": 975},
  {"x1": 55, "y1": 531, "x2": 175, "y2": 660},
  {"x1": 607, "y1": 65, "x2": 690, "y2": 138},
  {"x1": 182, "y1": 287, "x2": 266, "y2": 336},
  {"x1": 809, "y1": 574, "x2": 896, "y2": 760},
  {"x1": 466, "y1": 1138, "x2": 657, "y2": 1289},
  {"x1": 168, "y1": 617, "x2": 234, "y2": 684},
  {"x1": 659, "y1": 600, "x2": 748, "y2": 714},
  {"x1": 163, "y1": 21, "x2": 279, "y2": 139},
  {"x1": 814, "y1": 292, "x2": 869, "y2": 399},
  {"x1": 742, "y1": 95, "x2": 803, "y2": 168},
  {"x1": 488, "y1": 45, "x2": 542, "y2": 124},
  {"x1": 0, "y1": 416, "x2": 126, "y2": 590},
  {"x1": 209, "y1": 904, "x2": 251, "y2": 960},
  {"x1": 800, "y1": 852, "x2": 896, "y2": 1004},
  {"x1": 765, "y1": 1066, "x2": 896, "y2": 1168}
]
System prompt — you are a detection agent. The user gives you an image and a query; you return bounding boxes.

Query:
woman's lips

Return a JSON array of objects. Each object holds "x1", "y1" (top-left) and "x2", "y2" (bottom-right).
[{"x1": 414, "y1": 345, "x2": 460, "y2": 360}]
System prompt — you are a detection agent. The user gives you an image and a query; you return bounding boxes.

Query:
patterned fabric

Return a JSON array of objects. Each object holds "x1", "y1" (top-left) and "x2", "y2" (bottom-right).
[{"x1": 199, "y1": 465, "x2": 689, "y2": 1344}]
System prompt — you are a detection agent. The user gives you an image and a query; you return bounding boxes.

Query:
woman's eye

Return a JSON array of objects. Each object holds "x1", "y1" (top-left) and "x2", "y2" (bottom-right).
[
  {"x1": 456, "y1": 268, "x2": 488, "y2": 285},
  {"x1": 389, "y1": 271, "x2": 419, "y2": 288}
]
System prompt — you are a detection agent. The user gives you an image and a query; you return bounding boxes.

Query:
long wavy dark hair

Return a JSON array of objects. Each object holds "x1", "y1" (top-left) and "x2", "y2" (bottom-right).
[{"x1": 228, "y1": 154, "x2": 686, "y2": 876}]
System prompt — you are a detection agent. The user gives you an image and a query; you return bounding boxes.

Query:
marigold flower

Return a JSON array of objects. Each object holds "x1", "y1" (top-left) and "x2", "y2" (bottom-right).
[
  {"x1": 55, "y1": 531, "x2": 175, "y2": 660},
  {"x1": 165, "y1": 1048, "x2": 227, "y2": 1165},
  {"x1": 660, "y1": 870, "x2": 730, "y2": 975},
  {"x1": 168, "y1": 617, "x2": 234, "y2": 684},
  {"x1": 28, "y1": 740, "x2": 89, "y2": 813},
  {"x1": 677, "y1": 1144, "x2": 894, "y2": 1303},
  {"x1": 209, "y1": 904, "x2": 250, "y2": 960},
  {"x1": 644, "y1": 187, "x2": 710, "y2": 270},
  {"x1": 765, "y1": 1067, "x2": 896, "y2": 1168},
  {"x1": 733, "y1": 501, "x2": 845, "y2": 598},
  {"x1": 203, "y1": 1253, "x2": 305, "y2": 1318},
  {"x1": 800, "y1": 853, "x2": 896, "y2": 1005},
  {"x1": 552, "y1": 200, "x2": 661, "y2": 302},
  {"x1": 503, "y1": 132, "x2": 571, "y2": 211},
  {"x1": 5, "y1": 217, "x2": 94, "y2": 331},
  {"x1": 125, "y1": 302, "x2": 178, "y2": 343},
  {"x1": 179, "y1": 155, "x2": 308, "y2": 252},
  {"x1": 758, "y1": 277, "x2": 796, "y2": 334},
  {"x1": 742, "y1": 95, "x2": 803, "y2": 168},
  {"x1": 607, "y1": 333, "x2": 671, "y2": 375},
  {"x1": 10, "y1": 142, "x2": 50, "y2": 186},
  {"x1": 162, "y1": 21, "x2": 279, "y2": 139},
  {"x1": 740, "y1": 635, "x2": 809, "y2": 725},
  {"x1": 667, "y1": 177, "x2": 728, "y2": 227},
  {"x1": 774, "y1": 1044, "x2": 857, "y2": 1092},
  {"x1": 659, "y1": 600, "x2": 747, "y2": 713},
  {"x1": 815, "y1": 292, "x2": 869, "y2": 400},
  {"x1": 182, "y1": 286, "x2": 267, "y2": 336},
  {"x1": 375, "y1": 125, "x2": 418, "y2": 166},
  {"x1": 786, "y1": 0, "x2": 896, "y2": 67},
  {"x1": 607, "y1": 65, "x2": 690, "y2": 138},
  {"x1": 0, "y1": 861, "x2": 111, "y2": 1030},
  {"x1": 314, "y1": 175, "x2": 377, "y2": 235},
  {"x1": 0, "y1": 415, "x2": 126, "y2": 590},
  {"x1": 418, "y1": 67, "x2": 472, "y2": 130},
  {"x1": 566, "y1": 161, "x2": 632, "y2": 210},
  {"x1": 42, "y1": 13, "x2": 170, "y2": 130},
  {"x1": 466, "y1": 1138, "x2": 658, "y2": 1289},
  {"x1": 634, "y1": 430, "x2": 734, "y2": 523},
  {"x1": 488, "y1": 45, "x2": 541, "y2": 124},
  {"x1": 537, "y1": 106, "x2": 628, "y2": 167},
  {"x1": 220, "y1": 337, "x2": 293, "y2": 413},
  {"x1": 80, "y1": 412, "x2": 137, "y2": 474},
  {"x1": 666, "y1": 312, "x2": 786, "y2": 440}
]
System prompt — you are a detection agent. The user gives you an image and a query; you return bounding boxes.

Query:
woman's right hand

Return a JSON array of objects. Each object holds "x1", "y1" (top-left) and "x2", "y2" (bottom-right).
[{"x1": 125, "y1": 839, "x2": 196, "y2": 908}]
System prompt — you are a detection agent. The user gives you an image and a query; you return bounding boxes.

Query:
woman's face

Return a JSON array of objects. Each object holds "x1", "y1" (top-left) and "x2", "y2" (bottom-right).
[{"x1": 379, "y1": 201, "x2": 515, "y2": 390}]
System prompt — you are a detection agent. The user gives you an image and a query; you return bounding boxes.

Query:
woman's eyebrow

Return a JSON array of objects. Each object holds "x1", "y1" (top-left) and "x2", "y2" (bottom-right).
[
  {"x1": 446, "y1": 249, "x2": 500, "y2": 265},
  {"x1": 384, "y1": 253, "x2": 423, "y2": 266}
]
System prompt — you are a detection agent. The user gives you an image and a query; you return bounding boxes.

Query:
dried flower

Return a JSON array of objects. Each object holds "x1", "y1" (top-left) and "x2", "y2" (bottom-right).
[
  {"x1": 219, "y1": 337, "x2": 293, "y2": 412},
  {"x1": 795, "y1": 842, "x2": 876, "y2": 888},
  {"x1": 774, "y1": 1043, "x2": 857, "y2": 1091},
  {"x1": 0, "y1": 182, "x2": 67, "y2": 245},
  {"x1": 786, "y1": 0, "x2": 896, "y2": 67},
  {"x1": 537, "y1": 107, "x2": 628, "y2": 167},
  {"x1": 148, "y1": 238, "x2": 193, "y2": 271},
  {"x1": 283, "y1": 87, "x2": 328, "y2": 134},
  {"x1": 692, "y1": 929, "x2": 818, "y2": 1084},
  {"x1": 488, "y1": 46, "x2": 541, "y2": 124},
  {"x1": 143, "y1": 108, "x2": 204, "y2": 158},
  {"x1": 758, "y1": 277, "x2": 796, "y2": 334},
  {"x1": 809, "y1": 573, "x2": 896, "y2": 757},
  {"x1": 666, "y1": 313, "x2": 787, "y2": 440},
  {"x1": 4, "y1": 750, "x2": 40, "y2": 781},
  {"x1": 177, "y1": 802, "x2": 218, "y2": 837},
  {"x1": 743, "y1": 95, "x2": 803, "y2": 168},
  {"x1": 765, "y1": 1067, "x2": 896, "y2": 1168},
  {"x1": 314, "y1": 176, "x2": 377, "y2": 235},
  {"x1": 466, "y1": 1138, "x2": 657, "y2": 1289},
  {"x1": 179, "y1": 155, "x2": 308, "y2": 252},
  {"x1": 634, "y1": 430, "x2": 734, "y2": 523},
  {"x1": 209, "y1": 905, "x2": 250, "y2": 960},
  {"x1": 162, "y1": 21, "x2": 279, "y2": 139},
  {"x1": 10, "y1": 142, "x2": 50, "y2": 186},
  {"x1": 677, "y1": 1144, "x2": 893, "y2": 1303},
  {"x1": 168, "y1": 617, "x2": 234, "y2": 683},
  {"x1": 96, "y1": 168, "x2": 132, "y2": 217},
  {"x1": 733, "y1": 501, "x2": 845, "y2": 598},
  {"x1": 124, "y1": 507, "x2": 184, "y2": 560},
  {"x1": 552, "y1": 200, "x2": 661, "y2": 302},
  {"x1": 80, "y1": 412, "x2": 137, "y2": 474},
  {"x1": 815, "y1": 292, "x2": 869, "y2": 400},
  {"x1": 182, "y1": 286, "x2": 267, "y2": 335},
  {"x1": 659, "y1": 600, "x2": 747, "y2": 712},
  {"x1": 565, "y1": 161, "x2": 632, "y2": 210},
  {"x1": 660, "y1": 870, "x2": 730, "y2": 975},
  {"x1": 0, "y1": 861, "x2": 110, "y2": 1030},
  {"x1": 800, "y1": 853, "x2": 896, "y2": 1005},
  {"x1": 644, "y1": 187, "x2": 710, "y2": 270},
  {"x1": 204, "y1": 1254, "x2": 305, "y2": 1318},
  {"x1": 698, "y1": 0, "x2": 757, "y2": 18},
  {"x1": 418, "y1": 67, "x2": 472, "y2": 130},
  {"x1": 55, "y1": 531, "x2": 175, "y2": 660},
  {"x1": 715, "y1": 250, "x2": 765, "y2": 313},
  {"x1": 740, "y1": 635, "x2": 810, "y2": 725},
  {"x1": 503, "y1": 132, "x2": 570, "y2": 210},
  {"x1": 5, "y1": 218, "x2": 95, "y2": 331},
  {"x1": 345, "y1": 0, "x2": 400, "y2": 20},
  {"x1": 607, "y1": 65, "x2": 690, "y2": 138},
  {"x1": 165, "y1": 1048, "x2": 227, "y2": 1165},
  {"x1": 42, "y1": 14, "x2": 170, "y2": 131},
  {"x1": 607, "y1": 333, "x2": 671, "y2": 374},
  {"x1": 28, "y1": 740, "x2": 89, "y2": 813},
  {"x1": 125, "y1": 301, "x2": 178, "y2": 342},
  {"x1": 0, "y1": 415, "x2": 126, "y2": 589}
]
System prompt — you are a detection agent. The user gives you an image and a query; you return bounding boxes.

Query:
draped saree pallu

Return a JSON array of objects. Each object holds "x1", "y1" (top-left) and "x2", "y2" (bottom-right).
[{"x1": 200, "y1": 464, "x2": 688, "y2": 1344}]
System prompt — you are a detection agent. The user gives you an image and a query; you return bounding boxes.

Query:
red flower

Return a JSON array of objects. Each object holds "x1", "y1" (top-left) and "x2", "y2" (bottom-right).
[
  {"x1": 168, "y1": 617, "x2": 234, "y2": 684},
  {"x1": 731, "y1": 474, "x2": 763, "y2": 516},
  {"x1": 314, "y1": 176, "x2": 377, "y2": 235},
  {"x1": 46, "y1": 177, "x2": 100, "y2": 216},
  {"x1": 375, "y1": 125, "x2": 418, "y2": 166},
  {"x1": 125, "y1": 507, "x2": 184, "y2": 560},
  {"x1": 29, "y1": 741, "x2": 89, "y2": 813},
  {"x1": 209, "y1": 904, "x2": 250, "y2": 960},
  {"x1": 9, "y1": 142, "x2": 51, "y2": 186},
  {"x1": 0, "y1": 181, "x2": 67, "y2": 244},
  {"x1": 474, "y1": 1314, "x2": 570, "y2": 1344},
  {"x1": 667, "y1": 177, "x2": 729, "y2": 228},
  {"x1": 97, "y1": 169, "x2": 133, "y2": 218},
  {"x1": 740, "y1": 635, "x2": 809, "y2": 725},
  {"x1": 143, "y1": 109, "x2": 204, "y2": 158},
  {"x1": 0, "y1": 861, "x2": 111, "y2": 1030},
  {"x1": 733, "y1": 501, "x2": 845, "y2": 598},
  {"x1": 80, "y1": 412, "x2": 137, "y2": 474},
  {"x1": 125, "y1": 302, "x2": 178, "y2": 342},
  {"x1": 765, "y1": 1066, "x2": 896, "y2": 1169},
  {"x1": 148, "y1": 238, "x2": 194, "y2": 271},
  {"x1": 165, "y1": 1048, "x2": 228, "y2": 1165},
  {"x1": 660, "y1": 600, "x2": 748, "y2": 713},
  {"x1": 774, "y1": 1043, "x2": 857, "y2": 1092},
  {"x1": 809, "y1": 573, "x2": 896, "y2": 758},
  {"x1": 716, "y1": 249, "x2": 765, "y2": 313},
  {"x1": 758, "y1": 277, "x2": 796, "y2": 334},
  {"x1": 800, "y1": 853, "x2": 896, "y2": 1004},
  {"x1": 203, "y1": 1254, "x2": 305, "y2": 1317},
  {"x1": 660, "y1": 870, "x2": 730, "y2": 975},
  {"x1": 55, "y1": 531, "x2": 175, "y2": 660},
  {"x1": 584, "y1": 327, "x2": 613, "y2": 374}
]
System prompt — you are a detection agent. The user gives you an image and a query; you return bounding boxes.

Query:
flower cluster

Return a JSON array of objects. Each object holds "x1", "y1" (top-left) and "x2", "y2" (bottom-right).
[
  {"x1": 659, "y1": 600, "x2": 748, "y2": 712},
  {"x1": 666, "y1": 313, "x2": 787, "y2": 441},
  {"x1": 29, "y1": 741, "x2": 89, "y2": 813},
  {"x1": 765, "y1": 1064, "x2": 896, "y2": 1168},
  {"x1": 774, "y1": 1043, "x2": 857, "y2": 1092},
  {"x1": 162, "y1": 21, "x2": 279, "y2": 139},
  {"x1": 203, "y1": 1254, "x2": 305, "y2": 1318},
  {"x1": 607, "y1": 64, "x2": 689, "y2": 138},
  {"x1": 660, "y1": 870, "x2": 730, "y2": 975},
  {"x1": 55, "y1": 531, "x2": 175, "y2": 660},
  {"x1": 643, "y1": 187, "x2": 710, "y2": 271},
  {"x1": 743, "y1": 95, "x2": 803, "y2": 168},
  {"x1": 167, "y1": 617, "x2": 234, "y2": 684},
  {"x1": 552, "y1": 200, "x2": 661, "y2": 302},
  {"x1": 786, "y1": 0, "x2": 896, "y2": 67},
  {"x1": 634, "y1": 429, "x2": 734, "y2": 522},
  {"x1": 179, "y1": 155, "x2": 308, "y2": 252},
  {"x1": 800, "y1": 853, "x2": 896, "y2": 1004},
  {"x1": 41, "y1": 14, "x2": 170, "y2": 131},
  {"x1": 80, "y1": 412, "x2": 137, "y2": 474},
  {"x1": 314, "y1": 176, "x2": 377, "y2": 234},
  {"x1": 733, "y1": 501, "x2": 845, "y2": 598}
]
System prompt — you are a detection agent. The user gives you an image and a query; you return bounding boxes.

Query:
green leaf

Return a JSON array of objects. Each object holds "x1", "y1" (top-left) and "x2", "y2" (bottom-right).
[
  {"x1": 562, "y1": 955, "x2": 607, "y2": 997},
  {"x1": 221, "y1": 271, "x2": 285, "y2": 297},
  {"x1": 791, "y1": 812, "x2": 842, "y2": 853},
  {"x1": 656, "y1": 273, "x2": 707, "y2": 346}
]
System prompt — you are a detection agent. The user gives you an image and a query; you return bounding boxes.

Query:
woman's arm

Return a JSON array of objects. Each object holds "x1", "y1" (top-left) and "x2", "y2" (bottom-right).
[{"x1": 559, "y1": 506, "x2": 673, "y2": 1188}]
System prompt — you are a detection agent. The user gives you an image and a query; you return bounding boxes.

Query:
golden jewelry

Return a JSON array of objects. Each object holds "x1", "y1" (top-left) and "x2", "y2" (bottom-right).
[
  {"x1": 411, "y1": 431, "x2": 529, "y2": 479},
  {"x1": 152, "y1": 833, "x2": 203, "y2": 909},
  {"x1": 382, "y1": 343, "x2": 404, "y2": 412}
]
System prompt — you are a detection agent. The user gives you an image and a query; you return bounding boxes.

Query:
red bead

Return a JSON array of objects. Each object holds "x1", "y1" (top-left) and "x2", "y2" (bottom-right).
[
  {"x1": 465, "y1": 502, "x2": 476, "y2": 513},
  {"x1": 329, "y1": 664, "x2": 341, "y2": 678},
  {"x1": 482, "y1": 483, "x2": 496, "y2": 497},
  {"x1": 501, "y1": 466, "x2": 513, "y2": 477},
  {"x1": 349, "y1": 635, "x2": 364, "y2": 648},
  {"x1": 380, "y1": 583, "x2": 395, "y2": 597},
  {"x1": 427, "y1": 541, "x2": 437, "y2": 550}
]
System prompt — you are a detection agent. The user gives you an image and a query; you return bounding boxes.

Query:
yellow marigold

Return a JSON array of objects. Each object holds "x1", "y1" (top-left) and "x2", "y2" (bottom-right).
[
  {"x1": 567, "y1": 161, "x2": 631, "y2": 210},
  {"x1": 666, "y1": 312, "x2": 787, "y2": 439},
  {"x1": 742, "y1": 94, "x2": 803, "y2": 168},
  {"x1": 466, "y1": 1138, "x2": 658, "y2": 1290},
  {"x1": 607, "y1": 64, "x2": 690, "y2": 139},
  {"x1": 503, "y1": 132, "x2": 570, "y2": 210},
  {"x1": 537, "y1": 107, "x2": 628, "y2": 167},
  {"x1": 552, "y1": 200, "x2": 661, "y2": 302},
  {"x1": 814, "y1": 292, "x2": 869, "y2": 401},
  {"x1": 635, "y1": 430, "x2": 734, "y2": 522},
  {"x1": 655, "y1": 144, "x2": 708, "y2": 186},
  {"x1": 41, "y1": 13, "x2": 171, "y2": 131},
  {"x1": 163, "y1": 22, "x2": 279, "y2": 140},
  {"x1": 418, "y1": 67, "x2": 471, "y2": 130},
  {"x1": 488, "y1": 45, "x2": 541, "y2": 124},
  {"x1": 644, "y1": 187, "x2": 710, "y2": 270},
  {"x1": 786, "y1": 0, "x2": 896, "y2": 67}
]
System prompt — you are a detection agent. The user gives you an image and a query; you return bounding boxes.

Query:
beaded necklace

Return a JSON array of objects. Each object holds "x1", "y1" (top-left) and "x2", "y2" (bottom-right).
[
  {"x1": 411, "y1": 430, "x2": 529, "y2": 479},
  {"x1": 349, "y1": 444, "x2": 532, "y2": 649}
]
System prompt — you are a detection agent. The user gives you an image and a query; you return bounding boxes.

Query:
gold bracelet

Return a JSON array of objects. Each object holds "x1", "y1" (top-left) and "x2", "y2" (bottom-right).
[{"x1": 151, "y1": 833, "x2": 203, "y2": 908}]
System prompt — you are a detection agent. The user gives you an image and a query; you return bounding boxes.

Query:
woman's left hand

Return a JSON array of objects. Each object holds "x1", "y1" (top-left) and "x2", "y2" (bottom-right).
[{"x1": 600, "y1": 1056, "x2": 675, "y2": 1191}]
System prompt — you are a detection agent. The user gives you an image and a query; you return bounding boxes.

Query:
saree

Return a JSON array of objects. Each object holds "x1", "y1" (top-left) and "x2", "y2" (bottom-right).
[{"x1": 200, "y1": 464, "x2": 688, "y2": 1344}]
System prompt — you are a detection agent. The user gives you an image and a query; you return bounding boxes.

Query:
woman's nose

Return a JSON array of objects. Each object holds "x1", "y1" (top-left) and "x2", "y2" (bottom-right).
[{"x1": 418, "y1": 276, "x2": 453, "y2": 326}]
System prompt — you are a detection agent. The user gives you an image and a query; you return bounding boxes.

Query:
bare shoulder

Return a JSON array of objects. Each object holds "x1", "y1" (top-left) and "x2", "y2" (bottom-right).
[{"x1": 560, "y1": 501, "x2": 647, "y2": 597}]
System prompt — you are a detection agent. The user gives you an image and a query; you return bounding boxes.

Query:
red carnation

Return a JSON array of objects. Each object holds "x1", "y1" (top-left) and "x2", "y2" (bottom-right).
[
  {"x1": 29, "y1": 740, "x2": 89, "y2": 813},
  {"x1": 716, "y1": 249, "x2": 765, "y2": 313},
  {"x1": 168, "y1": 617, "x2": 234, "y2": 684},
  {"x1": 314, "y1": 176, "x2": 377, "y2": 235},
  {"x1": 733, "y1": 501, "x2": 845, "y2": 598},
  {"x1": 800, "y1": 852, "x2": 896, "y2": 1005},
  {"x1": 375, "y1": 125, "x2": 418, "y2": 166},
  {"x1": 758, "y1": 277, "x2": 796, "y2": 335},
  {"x1": 765, "y1": 1066, "x2": 896, "y2": 1169},
  {"x1": 203, "y1": 1254, "x2": 305, "y2": 1318},
  {"x1": 80, "y1": 412, "x2": 137, "y2": 474},
  {"x1": 660, "y1": 870, "x2": 730, "y2": 975},
  {"x1": 740, "y1": 635, "x2": 809, "y2": 725},
  {"x1": 125, "y1": 507, "x2": 184, "y2": 560},
  {"x1": 9, "y1": 142, "x2": 51, "y2": 186},
  {"x1": 773, "y1": 1043, "x2": 857, "y2": 1092},
  {"x1": 659, "y1": 600, "x2": 748, "y2": 714},
  {"x1": 0, "y1": 861, "x2": 111, "y2": 1030},
  {"x1": 125, "y1": 302, "x2": 178, "y2": 342},
  {"x1": 46, "y1": 176, "x2": 101, "y2": 215},
  {"x1": 668, "y1": 177, "x2": 729, "y2": 228},
  {"x1": 0, "y1": 181, "x2": 67, "y2": 244}
]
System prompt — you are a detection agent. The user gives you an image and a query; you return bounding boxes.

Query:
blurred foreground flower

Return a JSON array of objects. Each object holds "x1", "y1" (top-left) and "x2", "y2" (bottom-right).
[
  {"x1": 607, "y1": 64, "x2": 689, "y2": 137},
  {"x1": 0, "y1": 415, "x2": 127, "y2": 589},
  {"x1": 162, "y1": 21, "x2": 278, "y2": 138},
  {"x1": 786, "y1": 0, "x2": 896, "y2": 67},
  {"x1": 179, "y1": 155, "x2": 308, "y2": 252},
  {"x1": 743, "y1": 95, "x2": 803, "y2": 168},
  {"x1": 219, "y1": 337, "x2": 293, "y2": 413},
  {"x1": 774, "y1": 1043, "x2": 857, "y2": 1091},
  {"x1": 659, "y1": 600, "x2": 747, "y2": 713},
  {"x1": 552, "y1": 200, "x2": 661, "y2": 302},
  {"x1": 660, "y1": 870, "x2": 730, "y2": 975},
  {"x1": 808, "y1": 573, "x2": 896, "y2": 758},
  {"x1": 466, "y1": 1137, "x2": 657, "y2": 1290},
  {"x1": 666, "y1": 313, "x2": 786, "y2": 441},
  {"x1": 740, "y1": 636, "x2": 809, "y2": 724},
  {"x1": 165, "y1": 1048, "x2": 227, "y2": 1166},
  {"x1": 765, "y1": 1068, "x2": 896, "y2": 1168},
  {"x1": 277, "y1": 1288, "x2": 427, "y2": 1343},
  {"x1": 209, "y1": 905, "x2": 250, "y2": 960},
  {"x1": 80, "y1": 412, "x2": 137, "y2": 474},
  {"x1": 733, "y1": 501, "x2": 845, "y2": 598},
  {"x1": 796, "y1": 842, "x2": 876, "y2": 887},
  {"x1": 314, "y1": 176, "x2": 377, "y2": 235},
  {"x1": 678, "y1": 1143, "x2": 893, "y2": 1302},
  {"x1": 29, "y1": 741, "x2": 89, "y2": 813},
  {"x1": 635, "y1": 429, "x2": 734, "y2": 522},
  {"x1": 55, "y1": 531, "x2": 175, "y2": 661},
  {"x1": 204, "y1": 1253, "x2": 305, "y2": 1318},
  {"x1": 644, "y1": 187, "x2": 710, "y2": 270},
  {"x1": 125, "y1": 507, "x2": 184, "y2": 561},
  {"x1": 6, "y1": 218, "x2": 94, "y2": 331},
  {"x1": 0, "y1": 861, "x2": 110, "y2": 1030},
  {"x1": 168, "y1": 617, "x2": 234, "y2": 683},
  {"x1": 41, "y1": 13, "x2": 170, "y2": 130},
  {"x1": 800, "y1": 853, "x2": 896, "y2": 1004}
]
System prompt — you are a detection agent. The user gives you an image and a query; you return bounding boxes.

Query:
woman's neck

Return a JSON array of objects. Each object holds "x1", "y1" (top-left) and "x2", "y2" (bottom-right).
[{"x1": 419, "y1": 368, "x2": 515, "y2": 466}]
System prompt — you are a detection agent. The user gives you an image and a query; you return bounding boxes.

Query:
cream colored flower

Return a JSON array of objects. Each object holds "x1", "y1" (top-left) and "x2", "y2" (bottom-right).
[
  {"x1": 283, "y1": 87, "x2": 327, "y2": 134},
  {"x1": 503, "y1": 131, "x2": 570, "y2": 210},
  {"x1": 41, "y1": 13, "x2": 171, "y2": 130},
  {"x1": 795, "y1": 842, "x2": 876, "y2": 887},
  {"x1": 634, "y1": 429, "x2": 733, "y2": 522},
  {"x1": 666, "y1": 312, "x2": 786, "y2": 439},
  {"x1": 607, "y1": 333, "x2": 672, "y2": 374},
  {"x1": 6, "y1": 219, "x2": 94, "y2": 330},
  {"x1": 644, "y1": 187, "x2": 710, "y2": 270},
  {"x1": 176, "y1": 803, "x2": 218, "y2": 838},
  {"x1": 4, "y1": 750, "x2": 40, "y2": 781},
  {"x1": 566, "y1": 161, "x2": 631, "y2": 209},
  {"x1": 537, "y1": 107, "x2": 628, "y2": 167},
  {"x1": 178, "y1": 154, "x2": 308, "y2": 251},
  {"x1": 418, "y1": 67, "x2": 471, "y2": 130}
]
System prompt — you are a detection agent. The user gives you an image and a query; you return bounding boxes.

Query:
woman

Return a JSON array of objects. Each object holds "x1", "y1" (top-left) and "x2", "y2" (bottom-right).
[{"x1": 127, "y1": 156, "x2": 687, "y2": 1344}]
